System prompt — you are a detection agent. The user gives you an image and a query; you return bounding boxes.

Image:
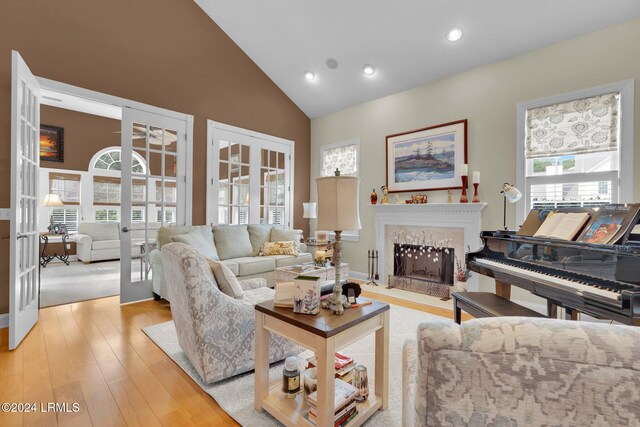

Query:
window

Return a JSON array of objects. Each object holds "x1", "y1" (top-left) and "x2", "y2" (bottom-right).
[
  {"x1": 95, "y1": 209, "x2": 119, "y2": 222},
  {"x1": 132, "y1": 209, "x2": 144, "y2": 222},
  {"x1": 93, "y1": 149, "x2": 145, "y2": 173},
  {"x1": 52, "y1": 208, "x2": 79, "y2": 233},
  {"x1": 319, "y1": 138, "x2": 361, "y2": 240},
  {"x1": 49, "y1": 172, "x2": 80, "y2": 204},
  {"x1": 516, "y1": 81, "x2": 633, "y2": 224},
  {"x1": 155, "y1": 181, "x2": 177, "y2": 206},
  {"x1": 93, "y1": 176, "x2": 121, "y2": 205},
  {"x1": 157, "y1": 209, "x2": 174, "y2": 223}
]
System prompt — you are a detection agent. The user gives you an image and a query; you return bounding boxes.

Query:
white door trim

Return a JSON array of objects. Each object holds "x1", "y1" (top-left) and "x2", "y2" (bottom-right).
[{"x1": 206, "y1": 120, "x2": 295, "y2": 227}]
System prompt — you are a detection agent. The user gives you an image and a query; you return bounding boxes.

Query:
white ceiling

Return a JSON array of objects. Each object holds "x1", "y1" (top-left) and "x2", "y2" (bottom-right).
[{"x1": 196, "y1": 1, "x2": 640, "y2": 118}]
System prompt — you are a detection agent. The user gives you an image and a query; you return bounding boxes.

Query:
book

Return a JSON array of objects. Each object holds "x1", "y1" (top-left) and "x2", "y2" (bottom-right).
[
  {"x1": 294, "y1": 275, "x2": 321, "y2": 314},
  {"x1": 274, "y1": 282, "x2": 294, "y2": 308},
  {"x1": 305, "y1": 406, "x2": 357, "y2": 427},
  {"x1": 516, "y1": 209, "x2": 544, "y2": 236},
  {"x1": 533, "y1": 212, "x2": 591, "y2": 240},
  {"x1": 577, "y1": 204, "x2": 640, "y2": 245},
  {"x1": 307, "y1": 352, "x2": 354, "y2": 371},
  {"x1": 307, "y1": 378, "x2": 359, "y2": 409},
  {"x1": 309, "y1": 400, "x2": 356, "y2": 422}
]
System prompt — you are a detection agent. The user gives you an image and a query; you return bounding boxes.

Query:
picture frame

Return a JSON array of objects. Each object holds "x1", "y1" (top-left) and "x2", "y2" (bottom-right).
[
  {"x1": 386, "y1": 119, "x2": 467, "y2": 193},
  {"x1": 40, "y1": 125, "x2": 64, "y2": 163}
]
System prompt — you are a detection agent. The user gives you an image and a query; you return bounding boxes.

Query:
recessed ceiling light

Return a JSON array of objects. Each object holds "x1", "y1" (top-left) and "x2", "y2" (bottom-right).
[
  {"x1": 363, "y1": 64, "x2": 376, "y2": 76},
  {"x1": 326, "y1": 58, "x2": 338, "y2": 69},
  {"x1": 304, "y1": 71, "x2": 316, "y2": 81},
  {"x1": 446, "y1": 27, "x2": 463, "y2": 42}
]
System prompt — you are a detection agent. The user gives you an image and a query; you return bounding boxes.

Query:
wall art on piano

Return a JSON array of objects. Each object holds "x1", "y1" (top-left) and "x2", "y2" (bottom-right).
[{"x1": 386, "y1": 119, "x2": 467, "y2": 193}]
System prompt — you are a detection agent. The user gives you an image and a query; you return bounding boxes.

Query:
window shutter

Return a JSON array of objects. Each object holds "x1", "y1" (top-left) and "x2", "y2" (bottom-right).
[
  {"x1": 93, "y1": 176, "x2": 121, "y2": 205},
  {"x1": 525, "y1": 92, "x2": 619, "y2": 159}
]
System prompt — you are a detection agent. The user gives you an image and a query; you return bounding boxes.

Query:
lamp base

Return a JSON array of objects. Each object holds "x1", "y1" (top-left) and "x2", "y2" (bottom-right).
[{"x1": 321, "y1": 230, "x2": 349, "y2": 315}]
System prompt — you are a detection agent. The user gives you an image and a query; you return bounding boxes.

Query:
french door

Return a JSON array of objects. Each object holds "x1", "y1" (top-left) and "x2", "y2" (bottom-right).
[
  {"x1": 206, "y1": 121, "x2": 294, "y2": 228},
  {"x1": 9, "y1": 51, "x2": 40, "y2": 349},
  {"x1": 120, "y1": 108, "x2": 188, "y2": 303}
]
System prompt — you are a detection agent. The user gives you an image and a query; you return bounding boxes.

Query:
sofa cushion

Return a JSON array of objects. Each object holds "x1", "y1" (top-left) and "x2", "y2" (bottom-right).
[
  {"x1": 78, "y1": 222, "x2": 120, "y2": 241},
  {"x1": 157, "y1": 225, "x2": 214, "y2": 249},
  {"x1": 170, "y1": 230, "x2": 219, "y2": 261},
  {"x1": 247, "y1": 224, "x2": 275, "y2": 256},
  {"x1": 260, "y1": 241, "x2": 298, "y2": 256},
  {"x1": 213, "y1": 225, "x2": 253, "y2": 260},
  {"x1": 270, "y1": 228, "x2": 301, "y2": 252},
  {"x1": 207, "y1": 260, "x2": 244, "y2": 299},
  {"x1": 266, "y1": 253, "x2": 313, "y2": 268},
  {"x1": 221, "y1": 260, "x2": 239, "y2": 276},
  {"x1": 92, "y1": 240, "x2": 120, "y2": 250},
  {"x1": 232, "y1": 256, "x2": 276, "y2": 276}
]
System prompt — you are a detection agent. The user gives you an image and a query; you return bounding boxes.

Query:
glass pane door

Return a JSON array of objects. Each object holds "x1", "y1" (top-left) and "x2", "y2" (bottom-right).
[{"x1": 120, "y1": 109, "x2": 186, "y2": 303}]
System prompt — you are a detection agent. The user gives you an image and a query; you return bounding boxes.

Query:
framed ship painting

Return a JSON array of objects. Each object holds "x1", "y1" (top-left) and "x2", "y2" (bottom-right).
[
  {"x1": 40, "y1": 125, "x2": 64, "y2": 163},
  {"x1": 386, "y1": 119, "x2": 467, "y2": 192}
]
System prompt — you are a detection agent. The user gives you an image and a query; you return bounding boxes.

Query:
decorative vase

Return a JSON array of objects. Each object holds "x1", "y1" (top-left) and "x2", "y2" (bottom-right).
[
  {"x1": 472, "y1": 183, "x2": 480, "y2": 203},
  {"x1": 459, "y1": 176, "x2": 468, "y2": 203},
  {"x1": 370, "y1": 189, "x2": 378, "y2": 205}
]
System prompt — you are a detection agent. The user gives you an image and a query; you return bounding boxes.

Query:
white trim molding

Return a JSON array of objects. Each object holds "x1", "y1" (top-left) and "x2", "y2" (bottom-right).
[
  {"x1": 372, "y1": 203, "x2": 486, "y2": 290},
  {"x1": 0, "y1": 313, "x2": 8, "y2": 329},
  {"x1": 0, "y1": 209, "x2": 11, "y2": 220},
  {"x1": 516, "y1": 79, "x2": 634, "y2": 226}
]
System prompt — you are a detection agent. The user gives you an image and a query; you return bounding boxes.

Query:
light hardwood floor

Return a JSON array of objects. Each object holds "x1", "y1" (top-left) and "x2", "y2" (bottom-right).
[{"x1": 0, "y1": 291, "x2": 469, "y2": 426}]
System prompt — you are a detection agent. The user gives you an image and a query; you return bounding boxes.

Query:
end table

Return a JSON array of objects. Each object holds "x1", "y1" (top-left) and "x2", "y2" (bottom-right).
[{"x1": 40, "y1": 233, "x2": 70, "y2": 267}]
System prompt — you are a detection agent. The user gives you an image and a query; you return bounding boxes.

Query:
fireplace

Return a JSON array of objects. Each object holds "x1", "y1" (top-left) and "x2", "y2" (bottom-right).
[{"x1": 390, "y1": 243, "x2": 455, "y2": 299}]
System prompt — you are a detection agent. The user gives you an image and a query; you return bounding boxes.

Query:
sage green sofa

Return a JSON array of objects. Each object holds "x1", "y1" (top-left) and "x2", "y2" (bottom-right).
[{"x1": 149, "y1": 224, "x2": 310, "y2": 300}]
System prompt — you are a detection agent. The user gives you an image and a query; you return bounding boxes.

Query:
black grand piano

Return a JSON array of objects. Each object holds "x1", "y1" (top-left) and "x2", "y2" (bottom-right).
[{"x1": 467, "y1": 231, "x2": 640, "y2": 326}]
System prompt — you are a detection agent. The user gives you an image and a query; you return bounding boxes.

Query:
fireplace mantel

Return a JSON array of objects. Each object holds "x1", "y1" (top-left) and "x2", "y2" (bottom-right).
[{"x1": 371, "y1": 202, "x2": 487, "y2": 291}]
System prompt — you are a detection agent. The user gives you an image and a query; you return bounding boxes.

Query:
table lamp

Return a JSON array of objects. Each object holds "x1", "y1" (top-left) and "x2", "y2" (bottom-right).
[
  {"x1": 316, "y1": 169, "x2": 361, "y2": 315},
  {"x1": 303, "y1": 202, "x2": 317, "y2": 241},
  {"x1": 500, "y1": 183, "x2": 522, "y2": 232},
  {"x1": 43, "y1": 193, "x2": 64, "y2": 233}
]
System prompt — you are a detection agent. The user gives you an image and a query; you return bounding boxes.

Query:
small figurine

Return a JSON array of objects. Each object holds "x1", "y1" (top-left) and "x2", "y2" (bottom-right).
[
  {"x1": 394, "y1": 194, "x2": 402, "y2": 204},
  {"x1": 370, "y1": 188, "x2": 378, "y2": 205},
  {"x1": 447, "y1": 189, "x2": 453, "y2": 204},
  {"x1": 380, "y1": 185, "x2": 389, "y2": 205}
]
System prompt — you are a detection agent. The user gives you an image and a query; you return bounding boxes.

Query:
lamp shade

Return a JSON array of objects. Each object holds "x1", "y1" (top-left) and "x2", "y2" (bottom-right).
[
  {"x1": 42, "y1": 193, "x2": 64, "y2": 207},
  {"x1": 502, "y1": 183, "x2": 522, "y2": 203},
  {"x1": 316, "y1": 176, "x2": 361, "y2": 231},
  {"x1": 303, "y1": 202, "x2": 317, "y2": 219}
]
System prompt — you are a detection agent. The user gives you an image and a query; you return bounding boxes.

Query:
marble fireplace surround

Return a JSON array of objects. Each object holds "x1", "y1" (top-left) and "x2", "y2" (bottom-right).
[{"x1": 372, "y1": 203, "x2": 486, "y2": 292}]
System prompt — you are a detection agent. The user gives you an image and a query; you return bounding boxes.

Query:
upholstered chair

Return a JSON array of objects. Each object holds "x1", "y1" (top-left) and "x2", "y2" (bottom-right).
[
  {"x1": 162, "y1": 242, "x2": 300, "y2": 384},
  {"x1": 403, "y1": 317, "x2": 640, "y2": 426}
]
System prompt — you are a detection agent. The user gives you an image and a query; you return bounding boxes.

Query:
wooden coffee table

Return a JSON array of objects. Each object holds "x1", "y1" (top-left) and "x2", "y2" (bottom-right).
[{"x1": 254, "y1": 298, "x2": 389, "y2": 427}]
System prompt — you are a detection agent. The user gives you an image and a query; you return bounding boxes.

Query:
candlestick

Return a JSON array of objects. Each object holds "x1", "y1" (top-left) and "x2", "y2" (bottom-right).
[
  {"x1": 472, "y1": 171, "x2": 480, "y2": 184},
  {"x1": 460, "y1": 175, "x2": 468, "y2": 203},
  {"x1": 472, "y1": 182, "x2": 480, "y2": 202},
  {"x1": 461, "y1": 163, "x2": 468, "y2": 176}
]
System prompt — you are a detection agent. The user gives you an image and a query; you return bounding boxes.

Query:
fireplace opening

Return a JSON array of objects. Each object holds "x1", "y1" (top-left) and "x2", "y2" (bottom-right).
[{"x1": 389, "y1": 243, "x2": 454, "y2": 299}]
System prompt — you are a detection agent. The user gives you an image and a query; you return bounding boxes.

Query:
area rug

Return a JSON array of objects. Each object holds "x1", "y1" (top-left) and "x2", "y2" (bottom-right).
[{"x1": 143, "y1": 303, "x2": 443, "y2": 426}]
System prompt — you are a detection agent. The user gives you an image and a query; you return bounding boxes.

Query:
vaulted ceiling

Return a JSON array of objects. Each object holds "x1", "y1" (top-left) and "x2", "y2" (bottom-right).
[{"x1": 195, "y1": 0, "x2": 640, "y2": 118}]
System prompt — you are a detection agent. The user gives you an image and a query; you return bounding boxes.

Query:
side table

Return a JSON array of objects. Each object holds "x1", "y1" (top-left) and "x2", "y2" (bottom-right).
[
  {"x1": 254, "y1": 298, "x2": 389, "y2": 427},
  {"x1": 40, "y1": 233, "x2": 70, "y2": 267}
]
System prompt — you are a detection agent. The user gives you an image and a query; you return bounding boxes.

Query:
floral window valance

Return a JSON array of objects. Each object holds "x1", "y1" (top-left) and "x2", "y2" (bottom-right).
[
  {"x1": 525, "y1": 92, "x2": 619, "y2": 159},
  {"x1": 322, "y1": 144, "x2": 357, "y2": 177}
]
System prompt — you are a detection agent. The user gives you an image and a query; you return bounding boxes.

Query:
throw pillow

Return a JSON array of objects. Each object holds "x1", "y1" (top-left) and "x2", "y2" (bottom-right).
[
  {"x1": 247, "y1": 224, "x2": 274, "y2": 256},
  {"x1": 207, "y1": 259, "x2": 244, "y2": 299},
  {"x1": 260, "y1": 241, "x2": 298, "y2": 256},
  {"x1": 170, "y1": 230, "x2": 220, "y2": 261},
  {"x1": 270, "y1": 228, "x2": 301, "y2": 253},
  {"x1": 212, "y1": 225, "x2": 253, "y2": 259}
]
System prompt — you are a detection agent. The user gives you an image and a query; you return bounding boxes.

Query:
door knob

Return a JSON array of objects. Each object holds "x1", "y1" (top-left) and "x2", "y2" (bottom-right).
[{"x1": 122, "y1": 226, "x2": 130, "y2": 233}]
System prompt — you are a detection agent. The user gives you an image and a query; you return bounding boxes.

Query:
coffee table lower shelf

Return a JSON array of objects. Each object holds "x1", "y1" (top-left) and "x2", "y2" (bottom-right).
[{"x1": 262, "y1": 381, "x2": 380, "y2": 427}]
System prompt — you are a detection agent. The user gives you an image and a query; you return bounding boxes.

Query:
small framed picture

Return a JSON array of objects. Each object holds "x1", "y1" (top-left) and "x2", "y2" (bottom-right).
[
  {"x1": 315, "y1": 231, "x2": 329, "y2": 243},
  {"x1": 40, "y1": 125, "x2": 64, "y2": 163}
]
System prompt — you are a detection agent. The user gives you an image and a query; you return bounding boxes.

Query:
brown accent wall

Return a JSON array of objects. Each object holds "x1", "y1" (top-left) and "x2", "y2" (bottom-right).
[
  {"x1": 40, "y1": 106, "x2": 121, "y2": 171},
  {"x1": 0, "y1": 0, "x2": 311, "y2": 315}
]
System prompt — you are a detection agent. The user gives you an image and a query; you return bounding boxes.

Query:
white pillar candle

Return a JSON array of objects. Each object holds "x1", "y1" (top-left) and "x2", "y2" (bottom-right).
[
  {"x1": 472, "y1": 171, "x2": 480, "y2": 183},
  {"x1": 460, "y1": 164, "x2": 468, "y2": 176}
]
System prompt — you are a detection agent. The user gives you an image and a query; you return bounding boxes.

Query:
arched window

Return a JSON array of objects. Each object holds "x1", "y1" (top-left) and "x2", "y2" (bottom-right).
[{"x1": 91, "y1": 148, "x2": 146, "y2": 173}]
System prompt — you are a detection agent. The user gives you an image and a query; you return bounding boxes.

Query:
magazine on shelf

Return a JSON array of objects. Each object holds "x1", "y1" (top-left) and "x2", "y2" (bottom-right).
[
  {"x1": 577, "y1": 204, "x2": 640, "y2": 245},
  {"x1": 308, "y1": 352, "x2": 354, "y2": 371},
  {"x1": 309, "y1": 401, "x2": 357, "y2": 423},
  {"x1": 306, "y1": 378, "x2": 359, "y2": 409}
]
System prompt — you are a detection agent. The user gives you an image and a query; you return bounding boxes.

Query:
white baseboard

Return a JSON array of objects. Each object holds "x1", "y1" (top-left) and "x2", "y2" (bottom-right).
[
  {"x1": 348, "y1": 270, "x2": 368, "y2": 281},
  {"x1": 0, "y1": 313, "x2": 8, "y2": 329}
]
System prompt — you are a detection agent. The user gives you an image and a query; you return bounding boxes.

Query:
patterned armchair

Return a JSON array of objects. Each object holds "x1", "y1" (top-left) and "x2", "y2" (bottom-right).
[
  {"x1": 162, "y1": 242, "x2": 300, "y2": 384},
  {"x1": 403, "y1": 317, "x2": 640, "y2": 426}
]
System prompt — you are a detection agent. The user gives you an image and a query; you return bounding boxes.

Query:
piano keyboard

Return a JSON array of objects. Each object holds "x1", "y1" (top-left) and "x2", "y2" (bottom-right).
[{"x1": 473, "y1": 258, "x2": 622, "y2": 303}]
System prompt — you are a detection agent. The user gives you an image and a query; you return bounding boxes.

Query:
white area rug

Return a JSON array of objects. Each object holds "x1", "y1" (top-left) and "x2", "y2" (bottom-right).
[
  {"x1": 40, "y1": 259, "x2": 145, "y2": 307},
  {"x1": 143, "y1": 303, "x2": 443, "y2": 426}
]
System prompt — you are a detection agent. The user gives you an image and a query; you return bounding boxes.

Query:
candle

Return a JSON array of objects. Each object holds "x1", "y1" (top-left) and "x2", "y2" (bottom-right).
[
  {"x1": 461, "y1": 164, "x2": 468, "y2": 176},
  {"x1": 315, "y1": 251, "x2": 325, "y2": 262},
  {"x1": 472, "y1": 171, "x2": 480, "y2": 183}
]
